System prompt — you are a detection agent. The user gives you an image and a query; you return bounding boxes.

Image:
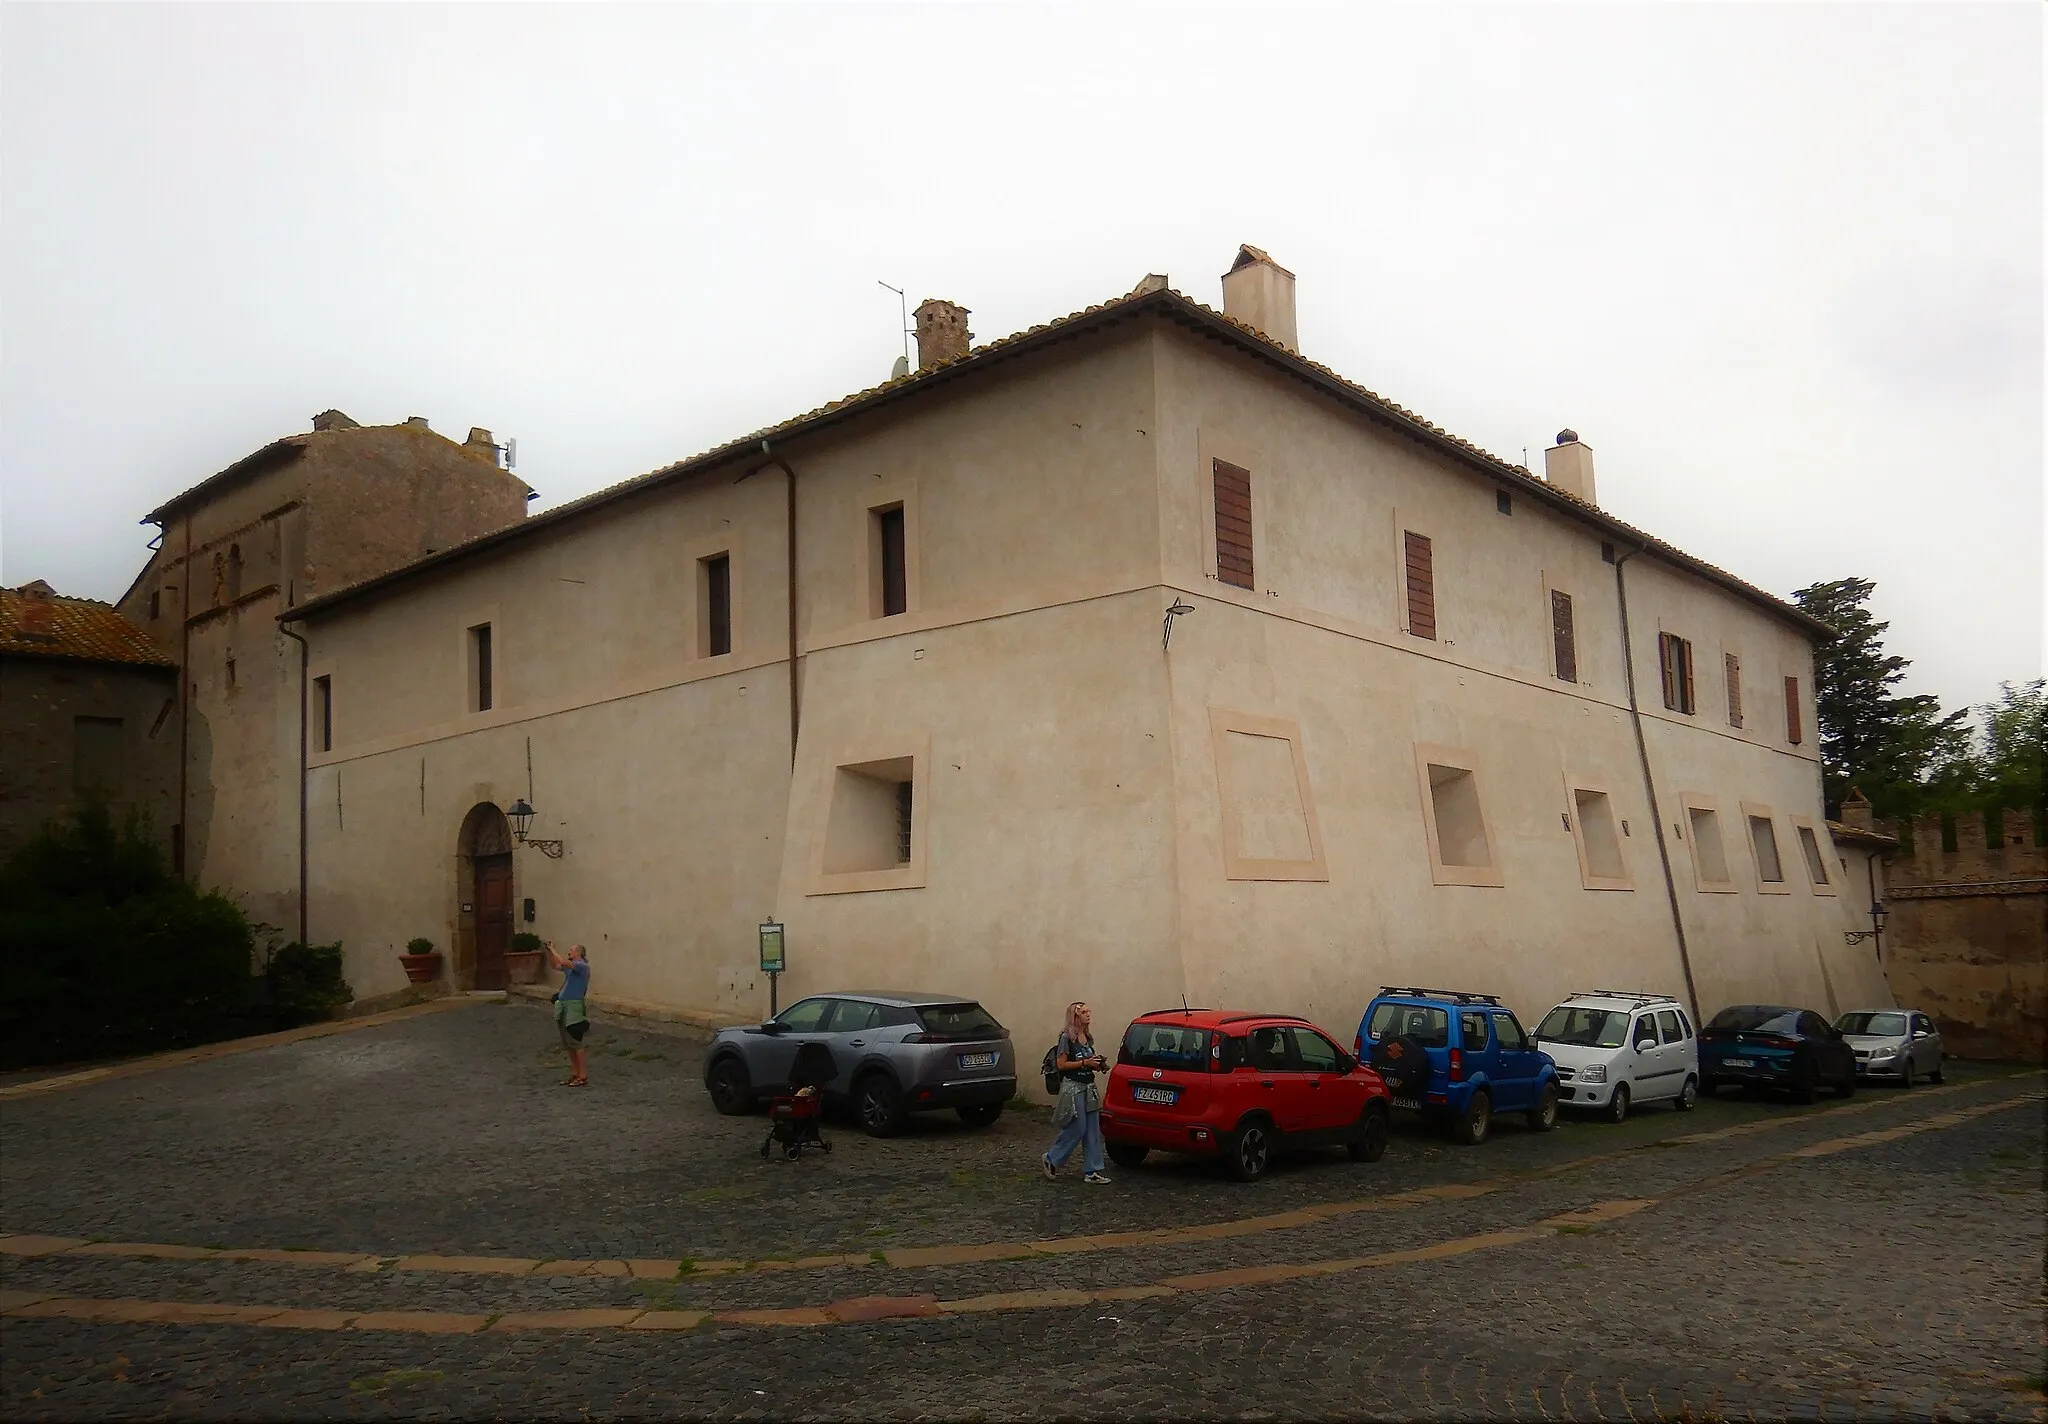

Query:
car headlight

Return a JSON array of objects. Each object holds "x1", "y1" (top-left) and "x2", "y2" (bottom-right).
[
  {"x1": 1870, "y1": 1046, "x2": 1897, "y2": 1059},
  {"x1": 1580, "y1": 1064, "x2": 1608, "y2": 1083}
]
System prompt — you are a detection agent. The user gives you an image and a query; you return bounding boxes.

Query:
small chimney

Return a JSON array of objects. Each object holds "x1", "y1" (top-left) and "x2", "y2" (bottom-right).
[
  {"x1": 913, "y1": 299, "x2": 971, "y2": 370},
  {"x1": 1220, "y1": 244, "x2": 1298, "y2": 352},
  {"x1": 311, "y1": 409, "x2": 360, "y2": 432},
  {"x1": 1543, "y1": 429, "x2": 1597, "y2": 505},
  {"x1": 1840, "y1": 788, "x2": 1875, "y2": 832},
  {"x1": 465, "y1": 427, "x2": 500, "y2": 462},
  {"x1": 15, "y1": 579, "x2": 58, "y2": 640}
]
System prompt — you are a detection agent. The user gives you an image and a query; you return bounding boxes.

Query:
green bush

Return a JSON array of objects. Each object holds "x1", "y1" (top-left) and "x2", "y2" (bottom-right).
[
  {"x1": 511, "y1": 932, "x2": 543, "y2": 953},
  {"x1": 406, "y1": 937, "x2": 435, "y2": 955},
  {"x1": 0, "y1": 803, "x2": 255, "y2": 1069},
  {"x1": 262, "y1": 940, "x2": 352, "y2": 1028}
]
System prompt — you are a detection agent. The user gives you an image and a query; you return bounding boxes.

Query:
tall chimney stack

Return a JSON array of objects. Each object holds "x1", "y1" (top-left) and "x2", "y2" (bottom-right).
[
  {"x1": 1543, "y1": 429, "x2": 1597, "y2": 505},
  {"x1": 914, "y1": 299, "x2": 971, "y2": 371},
  {"x1": 1220, "y1": 244, "x2": 1298, "y2": 352}
]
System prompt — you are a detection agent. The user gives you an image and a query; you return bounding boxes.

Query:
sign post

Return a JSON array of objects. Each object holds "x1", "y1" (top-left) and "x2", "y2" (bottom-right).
[{"x1": 758, "y1": 919, "x2": 785, "y2": 1017}]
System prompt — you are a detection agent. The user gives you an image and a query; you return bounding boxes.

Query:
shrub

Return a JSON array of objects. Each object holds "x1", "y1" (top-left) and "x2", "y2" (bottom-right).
[
  {"x1": 511, "y1": 932, "x2": 543, "y2": 953},
  {"x1": 0, "y1": 803, "x2": 254, "y2": 1068},
  {"x1": 405, "y1": 937, "x2": 435, "y2": 955},
  {"x1": 262, "y1": 941, "x2": 353, "y2": 1028}
]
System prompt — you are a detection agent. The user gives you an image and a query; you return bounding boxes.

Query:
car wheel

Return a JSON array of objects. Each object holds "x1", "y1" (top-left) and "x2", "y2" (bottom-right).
[
  {"x1": 1528, "y1": 1081, "x2": 1559, "y2": 1133},
  {"x1": 855, "y1": 1073, "x2": 906, "y2": 1137},
  {"x1": 707, "y1": 1058, "x2": 754, "y2": 1116},
  {"x1": 1791, "y1": 1060, "x2": 1818, "y2": 1105},
  {"x1": 956, "y1": 1103, "x2": 1004, "y2": 1128},
  {"x1": 1673, "y1": 1075, "x2": 1699, "y2": 1112},
  {"x1": 1931, "y1": 1057, "x2": 1945, "y2": 1084},
  {"x1": 1835, "y1": 1070, "x2": 1856, "y2": 1099},
  {"x1": 1699, "y1": 1077, "x2": 1717, "y2": 1099},
  {"x1": 1898, "y1": 1062, "x2": 1914, "y2": 1090},
  {"x1": 1107, "y1": 1143, "x2": 1150, "y2": 1169},
  {"x1": 1224, "y1": 1119, "x2": 1272, "y2": 1181},
  {"x1": 1604, "y1": 1084, "x2": 1630, "y2": 1124},
  {"x1": 1452, "y1": 1090, "x2": 1492, "y2": 1147},
  {"x1": 1350, "y1": 1102, "x2": 1390, "y2": 1161}
]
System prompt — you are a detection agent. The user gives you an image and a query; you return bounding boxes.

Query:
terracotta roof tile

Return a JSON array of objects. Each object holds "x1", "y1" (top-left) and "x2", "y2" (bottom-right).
[{"x1": 1, "y1": 582, "x2": 176, "y2": 669}]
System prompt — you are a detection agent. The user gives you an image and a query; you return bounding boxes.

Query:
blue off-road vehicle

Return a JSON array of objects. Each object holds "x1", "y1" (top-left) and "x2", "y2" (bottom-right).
[{"x1": 1354, "y1": 987, "x2": 1560, "y2": 1146}]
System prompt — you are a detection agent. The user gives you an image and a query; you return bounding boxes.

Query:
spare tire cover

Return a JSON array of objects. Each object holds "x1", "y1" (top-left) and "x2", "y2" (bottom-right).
[{"x1": 1371, "y1": 1034, "x2": 1432, "y2": 1098}]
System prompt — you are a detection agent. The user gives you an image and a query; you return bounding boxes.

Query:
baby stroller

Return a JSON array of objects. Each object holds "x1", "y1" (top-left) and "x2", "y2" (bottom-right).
[{"x1": 761, "y1": 1040, "x2": 836, "y2": 1161}]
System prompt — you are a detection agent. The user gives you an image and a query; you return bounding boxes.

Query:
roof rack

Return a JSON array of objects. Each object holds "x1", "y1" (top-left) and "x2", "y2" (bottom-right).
[
  {"x1": 1571, "y1": 989, "x2": 1679, "y2": 1004},
  {"x1": 1217, "y1": 1012, "x2": 1309, "y2": 1025},
  {"x1": 1142, "y1": 1007, "x2": 1217, "y2": 1018},
  {"x1": 1378, "y1": 986, "x2": 1502, "y2": 1006}
]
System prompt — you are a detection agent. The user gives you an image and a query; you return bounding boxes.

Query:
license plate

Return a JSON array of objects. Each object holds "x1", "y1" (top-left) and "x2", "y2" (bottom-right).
[
  {"x1": 957, "y1": 1052, "x2": 997, "y2": 1069},
  {"x1": 1392, "y1": 1096, "x2": 1421, "y2": 1110},
  {"x1": 1132, "y1": 1085, "x2": 1177, "y2": 1105},
  {"x1": 1722, "y1": 1058, "x2": 1753, "y2": 1069}
]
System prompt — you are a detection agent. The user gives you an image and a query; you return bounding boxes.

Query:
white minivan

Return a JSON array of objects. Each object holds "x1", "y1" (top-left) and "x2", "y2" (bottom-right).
[{"x1": 1532, "y1": 990, "x2": 1700, "y2": 1122}]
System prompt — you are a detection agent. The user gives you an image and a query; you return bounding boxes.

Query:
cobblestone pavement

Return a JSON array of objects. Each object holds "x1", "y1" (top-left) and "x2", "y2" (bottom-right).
[{"x1": 3, "y1": 999, "x2": 2043, "y2": 1420}]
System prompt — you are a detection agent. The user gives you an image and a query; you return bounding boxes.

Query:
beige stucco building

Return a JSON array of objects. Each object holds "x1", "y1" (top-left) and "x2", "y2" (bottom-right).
[
  {"x1": 283, "y1": 250, "x2": 1893, "y2": 1050},
  {"x1": 116, "y1": 413, "x2": 531, "y2": 930}
]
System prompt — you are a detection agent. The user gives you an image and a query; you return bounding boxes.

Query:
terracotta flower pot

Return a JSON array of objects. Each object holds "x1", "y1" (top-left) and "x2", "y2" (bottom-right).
[
  {"x1": 398, "y1": 952, "x2": 443, "y2": 985},
  {"x1": 502, "y1": 950, "x2": 544, "y2": 985}
]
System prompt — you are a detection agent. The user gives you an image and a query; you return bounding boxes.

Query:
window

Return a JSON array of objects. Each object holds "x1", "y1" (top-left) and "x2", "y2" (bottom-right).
[
  {"x1": 872, "y1": 504, "x2": 908, "y2": 617},
  {"x1": 1458, "y1": 1010, "x2": 1490, "y2": 1050},
  {"x1": 895, "y1": 779, "x2": 913, "y2": 863},
  {"x1": 225, "y1": 656, "x2": 237, "y2": 688},
  {"x1": 1213, "y1": 459, "x2": 1254, "y2": 590},
  {"x1": 1797, "y1": 824, "x2": 1832, "y2": 887},
  {"x1": 825, "y1": 1000, "x2": 883, "y2": 1034},
  {"x1": 1551, "y1": 590, "x2": 1577, "y2": 682},
  {"x1": 700, "y1": 553, "x2": 732, "y2": 657},
  {"x1": 1496, "y1": 490, "x2": 1513, "y2": 516},
  {"x1": 1600, "y1": 541, "x2": 1616, "y2": 564},
  {"x1": 1494, "y1": 1013, "x2": 1529, "y2": 1052},
  {"x1": 1658, "y1": 633, "x2": 1695, "y2": 713},
  {"x1": 1365, "y1": 1002, "x2": 1449, "y2": 1047},
  {"x1": 72, "y1": 716, "x2": 124, "y2": 794},
  {"x1": 1572, "y1": 787, "x2": 1628, "y2": 886},
  {"x1": 1686, "y1": 803, "x2": 1734, "y2": 889},
  {"x1": 1248, "y1": 1026, "x2": 1290, "y2": 1070},
  {"x1": 1797, "y1": 1012, "x2": 1830, "y2": 1038},
  {"x1": 1403, "y1": 531, "x2": 1436, "y2": 639},
  {"x1": 1288, "y1": 1027, "x2": 1342, "y2": 1072},
  {"x1": 314, "y1": 676, "x2": 333, "y2": 752},
  {"x1": 1725, "y1": 653, "x2": 1743, "y2": 728},
  {"x1": 1913, "y1": 1014, "x2": 1934, "y2": 1036},
  {"x1": 1784, "y1": 676, "x2": 1802, "y2": 744},
  {"x1": 226, "y1": 543, "x2": 244, "y2": 601},
  {"x1": 148, "y1": 589, "x2": 160, "y2": 621},
  {"x1": 1749, "y1": 812, "x2": 1785, "y2": 884},
  {"x1": 1632, "y1": 1016, "x2": 1659, "y2": 1049},
  {"x1": 1211, "y1": 710, "x2": 1327, "y2": 881},
  {"x1": 1676, "y1": 1010, "x2": 1692, "y2": 1039},
  {"x1": 773, "y1": 998, "x2": 832, "y2": 1032},
  {"x1": 469, "y1": 623, "x2": 493, "y2": 712},
  {"x1": 1418, "y1": 747, "x2": 1502, "y2": 887},
  {"x1": 1656, "y1": 1009, "x2": 1683, "y2": 1044},
  {"x1": 817, "y1": 754, "x2": 921, "y2": 884}
]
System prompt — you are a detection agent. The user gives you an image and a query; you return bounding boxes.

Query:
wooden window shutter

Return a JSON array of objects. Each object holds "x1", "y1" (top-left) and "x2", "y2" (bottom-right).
[
  {"x1": 1550, "y1": 590, "x2": 1577, "y2": 682},
  {"x1": 1785, "y1": 676, "x2": 1802, "y2": 744},
  {"x1": 1680, "y1": 638, "x2": 1695, "y2": 714},
  {"x1": 1658, "y1": 634, "x2": 1678, "y2": 709},
  {"x1": 1212, "y1": 460, "x2": 1254, "y2": 590},
  {"x1": 1724, "y1": 653, "x2": 1743, "y2": 728},
  {"x1": 1404, "y1": 531, "x2": 1436, "y2": 639}
]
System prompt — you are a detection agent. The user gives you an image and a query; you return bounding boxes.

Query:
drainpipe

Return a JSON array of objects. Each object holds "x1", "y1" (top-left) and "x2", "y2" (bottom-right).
[
  {"x1": 279, "y1": 622, "x2": 311, "y2": 947},
  {"x1": 741, "y1": 440, "x2": 801, "y2": 768},
  {"x1": 1613, "y1": 544, "x2": 1703, "y2": 1023},
  {"x1": 176, "y1": 514, "x2": 193, "y2": 879}
]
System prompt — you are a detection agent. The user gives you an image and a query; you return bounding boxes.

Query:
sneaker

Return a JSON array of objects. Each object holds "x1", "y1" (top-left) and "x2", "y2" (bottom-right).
[
  {"x1": 1083, "y1": 1171, "x2": 1111, "y2": 1185},
  {"x1": 1041, "y1": 1156, "x2": 1057, "y2": 1180}
]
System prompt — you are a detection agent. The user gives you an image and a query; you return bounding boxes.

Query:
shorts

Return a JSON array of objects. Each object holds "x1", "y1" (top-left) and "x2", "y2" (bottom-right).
[{"x1": 558, "y1": 1017, "x2": 589, "y2": 1049}]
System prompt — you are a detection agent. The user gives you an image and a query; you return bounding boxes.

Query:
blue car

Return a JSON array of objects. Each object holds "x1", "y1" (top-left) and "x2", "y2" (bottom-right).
[
  {"x1": 1699, "y1": 1004, "x2": 1856, "y2": 1103},
  {"x1": 1354, "y1": 987, "x2": 1560, "y2": 1145}
]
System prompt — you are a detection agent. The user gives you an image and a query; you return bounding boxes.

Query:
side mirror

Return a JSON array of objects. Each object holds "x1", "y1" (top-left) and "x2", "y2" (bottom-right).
[
  {"x1": 760, "y1": 1020, "x2": 786, "y2": 1034},
  {"x1": 1337, "y1": 1053, "x2": 1358, "y2": 1074}
]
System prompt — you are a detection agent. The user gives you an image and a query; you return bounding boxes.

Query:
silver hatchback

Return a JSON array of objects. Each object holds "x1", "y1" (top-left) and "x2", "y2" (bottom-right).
[
  {"x1": 1835, "y1": 1008, "x2": 1945, "y2": 1086},
  {"x1": 702, "y1": 991, "x2": 1016, "y2": 1136}
]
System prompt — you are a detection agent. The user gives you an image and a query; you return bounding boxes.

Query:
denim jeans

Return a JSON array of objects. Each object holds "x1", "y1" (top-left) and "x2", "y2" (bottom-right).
[{"x1": 1046, "y1": 1097, "x2": 1104, "y2": 1175}]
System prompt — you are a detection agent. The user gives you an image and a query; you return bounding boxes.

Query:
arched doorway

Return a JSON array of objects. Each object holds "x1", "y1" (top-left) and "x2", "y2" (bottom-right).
[{"x1": 459, "y1": 803, "x2": 515, "y2": 991}]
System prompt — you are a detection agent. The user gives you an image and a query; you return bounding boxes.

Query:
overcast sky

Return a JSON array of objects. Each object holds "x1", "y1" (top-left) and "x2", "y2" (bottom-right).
[{"x1": 2, "y1": 3, "x2": 2039, "y2": 717}]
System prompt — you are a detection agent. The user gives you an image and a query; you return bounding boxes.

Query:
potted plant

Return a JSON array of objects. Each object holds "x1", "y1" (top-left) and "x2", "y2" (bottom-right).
[
  {"x1": 398, "y1": 936, "x2": 442, "y2": 984},
  {"x1": 504, "y1": 932, "x2": 544, "y2": 985}
]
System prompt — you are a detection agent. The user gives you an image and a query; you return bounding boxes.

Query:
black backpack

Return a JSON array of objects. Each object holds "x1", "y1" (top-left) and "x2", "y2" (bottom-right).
[{"x1": 1040, "y1": 1042, "x2": 1063, "y2": 1094}]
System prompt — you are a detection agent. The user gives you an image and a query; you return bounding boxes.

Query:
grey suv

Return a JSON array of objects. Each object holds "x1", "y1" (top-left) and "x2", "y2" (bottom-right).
[{"x1": 702, "y1": 992, "x2": 1016, "y2": 1136}]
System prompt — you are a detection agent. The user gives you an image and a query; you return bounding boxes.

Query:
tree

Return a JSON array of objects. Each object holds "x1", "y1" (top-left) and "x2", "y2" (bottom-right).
[
  {"x1": 1971, "y1": 679, "x2": 2046, "y2": 812},
  {"x1": 1792, "y1": 577, "x2": 1971, "y2": 818}
]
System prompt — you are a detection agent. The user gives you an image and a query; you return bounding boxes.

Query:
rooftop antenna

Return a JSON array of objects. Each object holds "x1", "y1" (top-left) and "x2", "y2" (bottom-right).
[
  {"x1": 878, "y1": 280, "x2": 912, "y2": 379},
  {"x1": 504, "y1": 438, "x2": 518, "y2": 470}
]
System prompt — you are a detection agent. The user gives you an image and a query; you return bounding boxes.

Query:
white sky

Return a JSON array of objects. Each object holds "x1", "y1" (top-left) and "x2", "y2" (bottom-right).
[{"x1": 2, "y1": 3, "x2": 2039, "y2": 717}]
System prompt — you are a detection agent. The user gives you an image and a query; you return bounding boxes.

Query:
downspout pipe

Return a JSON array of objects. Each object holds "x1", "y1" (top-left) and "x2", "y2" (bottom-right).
[
  {"x1": 279, "y1": 622, "x2": 311, "y2": 947},
  {"x1": 176, "y1": 516, "x2": 193, "y2": 879},
  {"x1": 1614, "y1": 543, "x2": 1703, "y2": 1024},
  {"x1": 739, "y1": 440, "x2": 801, "y2": 768}
]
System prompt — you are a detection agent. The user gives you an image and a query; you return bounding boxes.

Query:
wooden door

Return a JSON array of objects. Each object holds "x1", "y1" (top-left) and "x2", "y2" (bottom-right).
[{"x1": 473, "y1": 854, "x2": 514, "y2": 991}]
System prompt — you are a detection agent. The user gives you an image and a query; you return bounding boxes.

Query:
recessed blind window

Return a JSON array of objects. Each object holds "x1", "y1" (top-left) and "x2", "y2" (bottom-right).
[
  {"x1": 875, "y1": 506, "x2": 907, "y2": 617},
  {"x1": 471, "y1": 624, "x2": 493, "y2": 712},
  {"x1": 1658, "y1": 633, "x2": 1695, "y2": 714},
  {"x1": 314, "y1": 676, "x2": 333, "y2": 752},
  {"x1": 1404, "y1": 531, "x2": 1436, "y2": 640},
  {"x1": 702, "y1": 553, "x2": 732, "y2": 657},
  {"x1": 1725, "y1": 653, "x2": 1743, "y2": 728},
  {"x1": 1550, "y1": 590, "x2": 1577, "y2": 682},
  {"x1": 1213, "y1": 460, "x2": 1253, "y2": 590},
  {"x1": 1785, "y1": 676, "x2": 1802, "y2": 744}
]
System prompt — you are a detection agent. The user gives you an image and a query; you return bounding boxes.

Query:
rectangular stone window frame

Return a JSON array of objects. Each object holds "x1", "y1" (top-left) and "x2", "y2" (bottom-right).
[
  {"x1": 1563, "y1": 775, "x2": 1633, "y2": 891},
  {"x1": 457, "y1": 604, "x2": 501, "y2": 717},
  {"x1": 1208, "y1": 708, "x2": 1328, "y2": 882},
  {"x1": 1679, "y1": 793, "x2": 1738, "y2": 893},
  {"x1": 1742, "y1": 800, "x2": 1792, "y2": 894},
  {"x1": 1197, "y1": 431, "x2": 1266, "y2": 599},
  {"x1": 1790, "y1": 815, "x2": 1838, "y2": 896},
  {"x1": 807, "y1": 734, "x2": 931, "y2": 896},
  {"x1": 683, "y1": 531, "x2": 744, "y2": 666},
  {"x1": 1414, "y1": 742, "x2": 1504, "y2": 888},
  {"x1": 308, "y1": 658, "x2": 336, "y2": 759},
  {"x1": 858, "y1": 480, "x2": 921, "y2": 623}
]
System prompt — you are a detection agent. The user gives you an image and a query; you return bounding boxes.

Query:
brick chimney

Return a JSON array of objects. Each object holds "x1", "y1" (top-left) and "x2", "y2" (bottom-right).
[
  {"x1": 15, "y1": 579, "x2": 57, "y2": 640},
  {"x1": 914, "y1": 300, "x2": 971, "y2": 371},
  {"x1": 404, "y1": 416, "x2": 431, "y2": 431},
  {"x1": 1543, "y1": 429, "x2": 1597, "y2": 505},
  {"x1": 311, "y1": 409, "x2": 360, "y2": 432},
  {"x1": 1220, "y1": 245, "x2": 1298, "y2": 352},
  {"x1": 1839, "y1": 788, "x2": 1875, "y2": 831},
  {"x1": 464, "y1": 427, "x2": 500, "y2": 463}
]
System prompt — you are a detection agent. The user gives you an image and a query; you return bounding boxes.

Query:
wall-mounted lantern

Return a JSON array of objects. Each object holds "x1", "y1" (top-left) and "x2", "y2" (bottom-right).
[
  {"x1": 506, "y1": 798, "x2": 565, "y2": 859},
  {"x1": 1844, "y1": 899, "x2": 1887, "y2": 948}
]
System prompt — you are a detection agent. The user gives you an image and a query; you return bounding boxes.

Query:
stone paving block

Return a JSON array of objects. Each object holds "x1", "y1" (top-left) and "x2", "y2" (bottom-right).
[
  {"x1": 882, "y1": 1242, "x2": 1034, "y2": 1268},
  {"x1": 249, "y1": 1308, "x2": 356, "y2": 1330},
  {"x1": 585, "y1": 1259, "x2": 630, "y2": 1277},
  {"x1": 714, "y1": 1305, "x2": 834, "y2": 1327},
  {"x1": 391, "y1": 1253, "x2": 537, "y2": 1275},
  {"x1": 133, "y1": 1302, "x2": 281, "y2": 1325},
  {"x1": 1088, "y1": 1285, "x2": 1177, "y2": 1303},
  {"x1": 489, "y1": 1308, "x2": 646, "y2": 1331},
  {"x1": 348, "y1": 1309, "x2": 489, "y2": 1334},
  {"x1": 754, "y1": 1253, "x2": 873, "y2": 1272},
  {"x1": 0, "y1": 1289, "x2": 51, "y2": 1309},
  {"x1": 626, "y1": 1259, "x2": 683, "y2": 1279},
  {"x1": 0, "y1": 1234, "x2": 84, "y2": 1257},
  {"x1": 822, "y1": 1294, "x2": 941, "y2": 1324},
  {"x1": 623, "y1": 1310, "x2": 710, "y2": 1330},
  {"x1": 689, "y1": 1260, "x2": 746, "y2": 1274},
  {"x1": 1161, "y1": 1262, "x2": 1324, "y2": 1291},
  {"x1": 67, "y1": 1241, "x2": 217, "y2": 1260},
  {"x1": 937, "y1": 1288, "x2": 1096, "y2": 1314},
  {"x1": 527, "y1": 1259, "x2": 592, "y2": 1276}
]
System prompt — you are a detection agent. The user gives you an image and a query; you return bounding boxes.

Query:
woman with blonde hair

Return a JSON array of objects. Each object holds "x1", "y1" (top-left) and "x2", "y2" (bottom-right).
[{"x1": 1042, "y1": 1001, "x2": 1111, "y2": 1184}]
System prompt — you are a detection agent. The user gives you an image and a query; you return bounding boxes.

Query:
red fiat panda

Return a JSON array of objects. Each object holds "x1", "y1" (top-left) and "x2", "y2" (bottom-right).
[{"x1": 1099, "y1": 1009, "x2": 1391, "y2": 1182}]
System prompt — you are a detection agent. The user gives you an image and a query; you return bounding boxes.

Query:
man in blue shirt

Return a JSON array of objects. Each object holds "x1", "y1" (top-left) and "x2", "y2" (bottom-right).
[{"x1": 545, "y1": 942, "x2": 591, "y2": 1086}]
